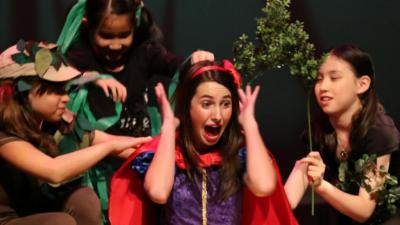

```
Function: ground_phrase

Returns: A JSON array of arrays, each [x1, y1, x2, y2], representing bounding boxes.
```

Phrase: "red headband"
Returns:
[[191, 59, 241, 88]]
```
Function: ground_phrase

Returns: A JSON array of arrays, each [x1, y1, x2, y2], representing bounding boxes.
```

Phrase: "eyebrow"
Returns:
[[319, 70, 341, 76], [199, 94, 232, 99], [98, 30, 132, 37]]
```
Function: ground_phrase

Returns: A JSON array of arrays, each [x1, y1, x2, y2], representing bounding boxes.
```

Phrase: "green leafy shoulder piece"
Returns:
[[337, 154, 400, 225]]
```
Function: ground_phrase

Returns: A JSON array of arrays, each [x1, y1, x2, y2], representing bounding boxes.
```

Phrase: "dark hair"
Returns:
[[84, 0, 163, 46], [0, 77, 65, 156], [173, 60, 244, 200], [313, 44, 383, 161]]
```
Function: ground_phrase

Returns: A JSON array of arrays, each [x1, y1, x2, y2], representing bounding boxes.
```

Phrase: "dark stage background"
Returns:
[[1, 0, 400, 224]]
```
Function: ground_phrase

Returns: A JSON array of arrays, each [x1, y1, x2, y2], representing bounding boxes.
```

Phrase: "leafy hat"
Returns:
[[0, 40, 81, 82]]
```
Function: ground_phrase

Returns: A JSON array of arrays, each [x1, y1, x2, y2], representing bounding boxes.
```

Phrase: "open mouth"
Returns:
[[105, 53, 123, 61], [203, 125, 222, 144], [319, 96, 333, 105], [205, 125, 221, 136]]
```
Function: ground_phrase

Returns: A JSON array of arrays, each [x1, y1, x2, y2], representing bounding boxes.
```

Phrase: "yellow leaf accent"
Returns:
[[35, 48, 53, 77]]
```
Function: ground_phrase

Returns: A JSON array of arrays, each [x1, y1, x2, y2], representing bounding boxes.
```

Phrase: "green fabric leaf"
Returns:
[[77, 114, 94, 131], [52, 53, 62, 70], [74, 126, 85, 142], [17, 80, 32, 92], [31, 43, 40, 56], [35, 48, 53, 76], [16, 39, 26, 52], [59, 134, 78, 153], [11, 53, 31, 64]]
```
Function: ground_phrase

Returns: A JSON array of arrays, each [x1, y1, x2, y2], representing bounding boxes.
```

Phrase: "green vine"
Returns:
[[232, 0, 322, 215], [338, 154, 400, 225]]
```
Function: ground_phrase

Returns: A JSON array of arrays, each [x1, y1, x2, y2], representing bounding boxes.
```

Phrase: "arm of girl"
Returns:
[[239, 85, 277, 197], [302, 152, 390, 222], [144, 83, 178, 204], [284, 159, 309, 209], [0, 135, 150, 185], [92, 130, 152, 158]]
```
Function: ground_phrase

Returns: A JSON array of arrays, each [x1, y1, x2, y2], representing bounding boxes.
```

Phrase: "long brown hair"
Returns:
[[313, 44, 383, 161], [0, 77, 65, 156], [173, 60, 244, 200]]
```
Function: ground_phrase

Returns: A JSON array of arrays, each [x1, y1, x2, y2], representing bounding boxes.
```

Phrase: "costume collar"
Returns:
[[175, 145, 222, 169]]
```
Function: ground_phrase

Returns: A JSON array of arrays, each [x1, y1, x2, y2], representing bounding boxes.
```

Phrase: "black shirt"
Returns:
[[67, 37, 183, 137], [322, 113, 400, 225]]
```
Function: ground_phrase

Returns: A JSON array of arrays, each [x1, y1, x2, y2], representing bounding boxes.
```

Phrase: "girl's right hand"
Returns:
[[190, 50, 214, 64]]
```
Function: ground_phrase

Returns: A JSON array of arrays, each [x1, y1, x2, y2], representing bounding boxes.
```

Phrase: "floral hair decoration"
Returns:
[[191, 59, 242, 88]]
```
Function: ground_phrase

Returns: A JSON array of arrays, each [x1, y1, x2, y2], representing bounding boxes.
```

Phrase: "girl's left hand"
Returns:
[[95, 77, 127, 102], [238, 85, 260, 126], [190, 50, 214, 64]]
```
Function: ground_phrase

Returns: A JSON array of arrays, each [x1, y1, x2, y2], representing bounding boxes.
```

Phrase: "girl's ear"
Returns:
[[357, 75, 371, 94]]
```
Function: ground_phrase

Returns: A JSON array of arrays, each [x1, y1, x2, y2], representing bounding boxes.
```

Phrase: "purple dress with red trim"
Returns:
[[109, 135, 298, 225], [132, 149, 244, 224]]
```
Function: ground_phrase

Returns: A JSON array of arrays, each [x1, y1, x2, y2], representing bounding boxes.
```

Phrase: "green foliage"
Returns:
[[233, 0, 321, 86], [337, 154, 400, 225]]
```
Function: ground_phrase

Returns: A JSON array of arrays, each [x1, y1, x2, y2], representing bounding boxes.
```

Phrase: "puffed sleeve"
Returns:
[[238, 147, 247, 174], [131, 151, 155, 178], [364, 113, 400, 157]]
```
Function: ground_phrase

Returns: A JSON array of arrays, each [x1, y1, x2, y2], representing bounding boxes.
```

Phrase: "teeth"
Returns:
[[321, 97, 331, 101]]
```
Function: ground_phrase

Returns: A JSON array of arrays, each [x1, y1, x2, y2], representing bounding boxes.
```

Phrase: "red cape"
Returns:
[[109, 136, 298, 225]]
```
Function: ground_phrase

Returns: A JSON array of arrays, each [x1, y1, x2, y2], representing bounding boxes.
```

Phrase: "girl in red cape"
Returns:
[[109, 60, 298, 225]]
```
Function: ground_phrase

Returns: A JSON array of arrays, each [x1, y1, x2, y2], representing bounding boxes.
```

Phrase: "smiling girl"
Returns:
[[59, 1, 213, 223]]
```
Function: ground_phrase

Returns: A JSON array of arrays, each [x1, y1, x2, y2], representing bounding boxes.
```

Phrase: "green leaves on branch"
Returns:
[[233, 0, 321, 86]]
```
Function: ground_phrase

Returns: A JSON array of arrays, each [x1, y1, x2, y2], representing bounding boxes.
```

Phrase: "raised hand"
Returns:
[[190, 50, 215, 64], [154, 83, 179, 129], [238, 85, 260, 127]]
